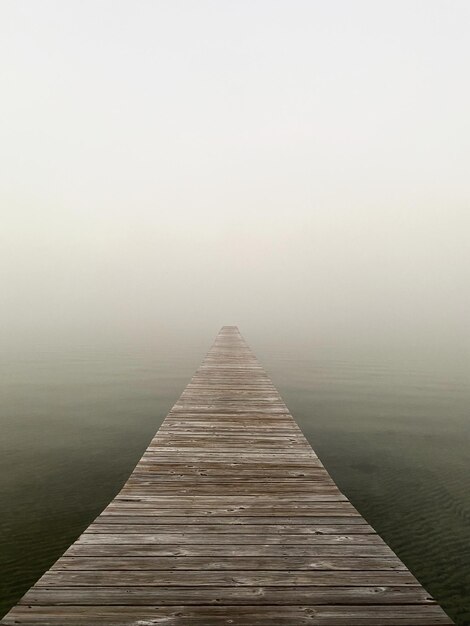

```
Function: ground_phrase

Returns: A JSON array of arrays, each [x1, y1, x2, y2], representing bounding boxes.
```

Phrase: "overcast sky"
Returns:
[[1, 1, 469, 361]]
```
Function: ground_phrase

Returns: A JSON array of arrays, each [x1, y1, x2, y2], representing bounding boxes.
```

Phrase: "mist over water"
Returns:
[[1, 1, 469, 623], [2, 1, 469, 366]]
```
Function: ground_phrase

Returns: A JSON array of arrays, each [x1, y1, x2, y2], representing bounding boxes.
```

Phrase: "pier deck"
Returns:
[[1, 327, 452, 624]]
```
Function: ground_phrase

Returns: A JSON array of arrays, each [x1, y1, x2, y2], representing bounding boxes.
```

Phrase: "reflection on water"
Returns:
[[1, 338, 469, 624]]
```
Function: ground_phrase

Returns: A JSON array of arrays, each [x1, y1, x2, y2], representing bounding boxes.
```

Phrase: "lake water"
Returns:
[[1, 332, 469, 624]]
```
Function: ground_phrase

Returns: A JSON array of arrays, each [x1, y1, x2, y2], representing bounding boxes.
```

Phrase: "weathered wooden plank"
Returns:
[[1, 605, 453, 626], [102, 506, 364, 516], [64, 544, 398, 558], [51, 556, 407, 571], [37, 570, 419, 586], [85, 524, 375, 534], [17, 586, 437, 606], [121, 484, 338, 492], [125, 471, 333, 478], [74, 533, 387, 545], [111, 494, 351, 503], [135, 458, 321, 464], [0, 326, 452, 625], [94, 514, 369, 524]]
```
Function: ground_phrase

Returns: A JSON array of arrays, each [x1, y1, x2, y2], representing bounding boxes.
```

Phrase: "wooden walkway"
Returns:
[[2, 327, 452, 625]]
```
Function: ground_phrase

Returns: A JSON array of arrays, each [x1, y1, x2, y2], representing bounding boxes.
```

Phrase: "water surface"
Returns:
[[1, 336, 469, 624]]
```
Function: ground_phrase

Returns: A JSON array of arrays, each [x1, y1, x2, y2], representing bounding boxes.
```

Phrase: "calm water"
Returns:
[[1, 334, 469, 624]]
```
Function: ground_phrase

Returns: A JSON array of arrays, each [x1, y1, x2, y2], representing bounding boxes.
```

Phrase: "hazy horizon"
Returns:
[[1, 1, 469, 369]]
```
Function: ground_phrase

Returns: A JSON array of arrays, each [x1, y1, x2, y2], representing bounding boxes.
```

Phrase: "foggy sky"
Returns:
[[1, 1, 469, 362]]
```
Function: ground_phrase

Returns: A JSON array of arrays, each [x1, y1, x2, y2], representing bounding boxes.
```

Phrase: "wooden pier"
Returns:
[[1, 326, 452, 624]]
